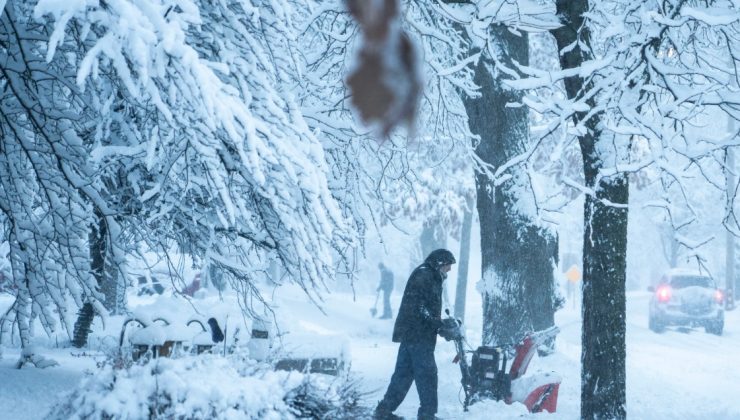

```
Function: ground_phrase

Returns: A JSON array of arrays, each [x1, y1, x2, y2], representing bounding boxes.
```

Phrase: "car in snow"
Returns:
[[648, 269, 724, 335]]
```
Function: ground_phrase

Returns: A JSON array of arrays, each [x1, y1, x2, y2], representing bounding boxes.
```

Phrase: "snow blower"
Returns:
[[440, 310, 561, 413]]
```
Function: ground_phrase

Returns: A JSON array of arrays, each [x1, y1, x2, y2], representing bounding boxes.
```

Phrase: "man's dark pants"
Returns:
[[381, 290, 392, 318], [377, 341, 438, 418]]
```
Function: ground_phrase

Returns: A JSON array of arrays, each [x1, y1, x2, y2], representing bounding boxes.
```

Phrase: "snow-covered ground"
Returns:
[[2, 286, 740, 419]]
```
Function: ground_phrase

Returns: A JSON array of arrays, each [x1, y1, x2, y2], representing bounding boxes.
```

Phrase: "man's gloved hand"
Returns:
[[437, 317, 462, 341]]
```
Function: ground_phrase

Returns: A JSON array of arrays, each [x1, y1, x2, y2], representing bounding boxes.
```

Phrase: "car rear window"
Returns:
[[670, 275, 713, 289]]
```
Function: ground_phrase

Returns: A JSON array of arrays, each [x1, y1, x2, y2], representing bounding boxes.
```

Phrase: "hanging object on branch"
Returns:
[[345, 0, 421, 138]]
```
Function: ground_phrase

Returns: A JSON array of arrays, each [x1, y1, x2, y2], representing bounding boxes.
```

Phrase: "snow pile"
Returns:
[[47, 355, 368, 419], [465, 398, 529, 418], [16, 345, 59, 369]]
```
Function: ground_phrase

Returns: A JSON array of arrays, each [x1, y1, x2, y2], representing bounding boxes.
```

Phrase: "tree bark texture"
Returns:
[[90, 208, 121, 315], [71, 302, 94, 348], [465, 25, 558, 346], [74, 209, 121, 347], [551, 1, 629, 418], [454, 198, 474, 321]]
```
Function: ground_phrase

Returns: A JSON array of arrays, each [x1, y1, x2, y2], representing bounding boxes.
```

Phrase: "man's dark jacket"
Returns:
[[392, 263, 443, 345], [378, 267, 394, 293]]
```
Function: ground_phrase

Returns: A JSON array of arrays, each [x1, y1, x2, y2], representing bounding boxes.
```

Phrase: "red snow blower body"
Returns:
[[442, 312, 561, 413]]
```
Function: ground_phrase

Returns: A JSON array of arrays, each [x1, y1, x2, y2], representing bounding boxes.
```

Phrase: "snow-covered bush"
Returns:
[[47, 355, 368, 419]]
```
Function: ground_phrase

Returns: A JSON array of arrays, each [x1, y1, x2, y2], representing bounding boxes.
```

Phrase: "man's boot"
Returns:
[[374, 402, 404, 420]]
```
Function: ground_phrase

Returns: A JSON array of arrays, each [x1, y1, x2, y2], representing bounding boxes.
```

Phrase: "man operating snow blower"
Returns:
[[373, 249, 456, 420]]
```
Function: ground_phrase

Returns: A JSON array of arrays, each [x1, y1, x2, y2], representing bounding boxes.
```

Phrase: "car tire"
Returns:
[[705, 317, 724, 336], [649, 315, 665, 333]]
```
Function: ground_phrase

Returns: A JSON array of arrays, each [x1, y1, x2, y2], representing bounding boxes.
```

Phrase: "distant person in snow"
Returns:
[[377, 262, 395, 319], [374, 249, 456, 420]]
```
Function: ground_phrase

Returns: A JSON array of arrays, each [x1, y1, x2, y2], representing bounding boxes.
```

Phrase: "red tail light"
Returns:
[[714, 290, 724, 303], [656, 285, 672, 302]]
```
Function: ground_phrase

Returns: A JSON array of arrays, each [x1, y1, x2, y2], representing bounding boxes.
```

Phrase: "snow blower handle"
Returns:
[[442, 309, 463, 346], [443, 309, 473, 411], [439, 309, 463, 341]]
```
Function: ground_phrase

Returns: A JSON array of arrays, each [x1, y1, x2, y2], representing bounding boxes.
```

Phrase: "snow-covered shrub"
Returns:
[[47, 354, 368, 419], [284, 374, 368, 419]]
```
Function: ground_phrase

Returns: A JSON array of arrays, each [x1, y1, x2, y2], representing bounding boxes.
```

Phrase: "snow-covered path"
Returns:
[[2, 289, 740, 419], [0, 347, 98, 420], [623, 293, 740, 419], [274, 288, 740, 419]]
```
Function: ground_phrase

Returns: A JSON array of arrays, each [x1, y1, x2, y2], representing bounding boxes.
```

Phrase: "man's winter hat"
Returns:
[[425, 249, 456, 267]]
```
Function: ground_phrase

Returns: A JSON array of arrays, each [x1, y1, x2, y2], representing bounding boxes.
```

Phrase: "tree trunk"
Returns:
[[659, 224, 679, 268], [74, 209, 121, 347], [454, 198, 474, 321], [91, 208, 120, 314], [465, 25, 558, 346], [725, 130, 736, 310], [552, 1, 628, 417], [523, 226, 558, 335], [420, 221, 447, 259], [580, 179, 628, 419], [71, 303, 94, 348]]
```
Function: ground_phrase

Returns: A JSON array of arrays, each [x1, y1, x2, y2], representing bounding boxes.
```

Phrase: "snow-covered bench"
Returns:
[[121, 318, 190, 360], [120, 316, 220, 360], [118, 314, 350, 377]]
